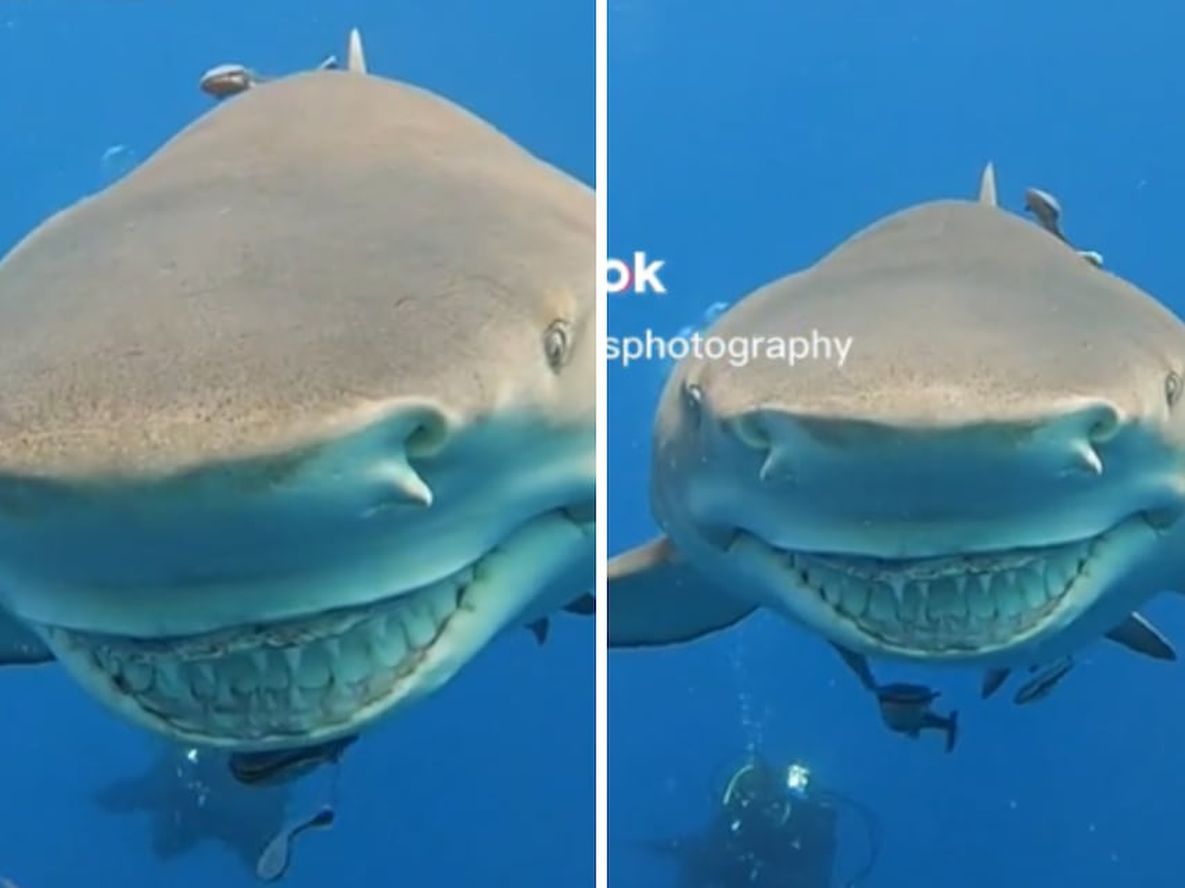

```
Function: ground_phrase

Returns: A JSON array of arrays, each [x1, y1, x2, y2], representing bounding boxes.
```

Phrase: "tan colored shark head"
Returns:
[[0, 30, 594, 749], [612, 165, 1185, 669]]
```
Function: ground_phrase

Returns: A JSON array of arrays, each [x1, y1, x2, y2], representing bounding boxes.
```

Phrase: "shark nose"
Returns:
[[364, 406, 453, 511], [1055, 401, 1124, 476], [728, 399, 1125, 485]]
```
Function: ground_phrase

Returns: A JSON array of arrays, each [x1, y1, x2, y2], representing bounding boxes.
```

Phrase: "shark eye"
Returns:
[[543, 319, 571, 372], [1167, 371, 1183, 407]]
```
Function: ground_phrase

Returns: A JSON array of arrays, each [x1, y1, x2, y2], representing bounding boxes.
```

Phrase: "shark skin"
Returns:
[[0, 30, 594, 751], [610, 164, 1185, 675]]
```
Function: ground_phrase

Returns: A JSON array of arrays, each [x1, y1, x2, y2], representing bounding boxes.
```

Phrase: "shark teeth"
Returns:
[[45, 502, 593, 744], [46, 564, 474, 743], [778, 535, 1100, 652]]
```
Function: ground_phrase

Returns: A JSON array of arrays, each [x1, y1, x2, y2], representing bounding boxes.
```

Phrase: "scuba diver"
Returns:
[[92, 741, 293, 875], [92, 734, 354, 881], [643, 754, 880, 887]]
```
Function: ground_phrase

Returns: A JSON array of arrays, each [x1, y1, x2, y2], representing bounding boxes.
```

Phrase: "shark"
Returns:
[[0, 29, 595, 751], [610, 164, 1185, 688]]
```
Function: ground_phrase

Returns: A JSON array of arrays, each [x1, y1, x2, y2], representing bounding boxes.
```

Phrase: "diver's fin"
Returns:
[[256, 806, 335, 882], [978, 162, 997, 206], [563, 592, 596, 615], [527, 618, 549, 645], [0, 607, 53, 666], [1104, 612, 1176, 661], [347, 28, 367, 74], [608, 536, 756, 647], [944, 710, 959, 753], [830, 643, 877, 691], [981, 668, 1010, 699]]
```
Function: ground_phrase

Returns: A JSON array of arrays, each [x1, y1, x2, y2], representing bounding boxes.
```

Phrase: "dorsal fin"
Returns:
[[347, 27, 367, 74], [978, 162, 997, 206]]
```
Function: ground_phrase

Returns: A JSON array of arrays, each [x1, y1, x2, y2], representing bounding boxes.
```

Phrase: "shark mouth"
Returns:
[[734, 523, 1131, 653], [40, 504, 593, 746]]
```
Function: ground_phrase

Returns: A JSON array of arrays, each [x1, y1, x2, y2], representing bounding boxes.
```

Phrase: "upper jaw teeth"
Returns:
[[775, 536, 1100, 652]]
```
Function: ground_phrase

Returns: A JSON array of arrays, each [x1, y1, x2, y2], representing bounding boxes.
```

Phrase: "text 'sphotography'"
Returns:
[[607, 328, 854, 369]]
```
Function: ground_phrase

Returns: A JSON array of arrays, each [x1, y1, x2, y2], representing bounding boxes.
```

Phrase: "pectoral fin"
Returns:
[[526, 618, 550, 645], [981, 668, 1010, 699], [0, 606, 53, 666], [563, 593, 596, 615], [1104, 612, 1176, 661], [608, 536, 756, 648]]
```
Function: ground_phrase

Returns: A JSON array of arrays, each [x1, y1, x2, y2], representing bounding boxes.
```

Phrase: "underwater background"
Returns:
[[609, 1, 1185, 886], [0, 2, 592, 886]]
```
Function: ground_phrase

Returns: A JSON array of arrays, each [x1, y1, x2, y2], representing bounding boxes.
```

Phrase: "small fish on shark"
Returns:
[[199, 37, 347, 100], [229, 734, 358, 787], [874, 683, 959, 753], [833, 644, 958, 752], [1013, 657, 1076, 705], [981, 611, 1173, 702], [1023, 186, 1103, 266]]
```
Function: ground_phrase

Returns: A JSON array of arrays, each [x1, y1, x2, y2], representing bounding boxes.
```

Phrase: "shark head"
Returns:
[[649, 168, 1185, 666], [0, 31, 594, 749]]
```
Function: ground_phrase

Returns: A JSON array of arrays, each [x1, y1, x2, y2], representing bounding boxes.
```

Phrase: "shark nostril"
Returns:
[[405, 411, 451, 456], [727, 413, 797, 483], [758, 448, 796, 483], [364, 408, 451, 513], [730, 414, 770, 452], [367, 458, 433, 510], [1068, 441, 1104, 476], [1086, 406, 1122, 444]]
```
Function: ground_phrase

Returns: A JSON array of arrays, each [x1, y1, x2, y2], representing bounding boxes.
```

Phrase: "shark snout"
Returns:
[[730, 398, 1121, 485], [662, 398, 1183, 662], [677, 396, 1182, 557]]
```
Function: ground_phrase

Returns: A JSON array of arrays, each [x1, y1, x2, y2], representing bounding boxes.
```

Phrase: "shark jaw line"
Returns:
[[39, 502, 593, 749], [720, 511, 1163, 657]]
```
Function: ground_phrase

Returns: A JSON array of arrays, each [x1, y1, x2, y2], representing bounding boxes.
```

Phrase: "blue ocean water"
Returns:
[[609, 2, 1185, 886], [0, 3, 592, 886]]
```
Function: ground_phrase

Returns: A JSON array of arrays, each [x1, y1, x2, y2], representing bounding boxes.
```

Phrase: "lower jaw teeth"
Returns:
[[777, 536, 1100, 651], [48, 566, 474, 743]]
